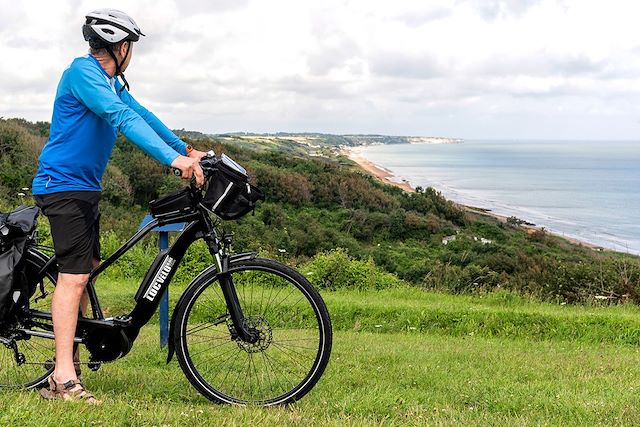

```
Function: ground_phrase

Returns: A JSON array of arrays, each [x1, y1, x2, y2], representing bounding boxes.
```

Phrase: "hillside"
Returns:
[[1, 117, 638, 303], [202, 132, 463, 150]]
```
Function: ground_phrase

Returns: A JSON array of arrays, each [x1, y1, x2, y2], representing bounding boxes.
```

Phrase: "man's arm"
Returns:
[[118, 88, 189, 156], [120, 88, 207, 160], [68, 60, 181, 166]]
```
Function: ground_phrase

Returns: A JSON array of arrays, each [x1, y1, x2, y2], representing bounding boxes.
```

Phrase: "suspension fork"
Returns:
[[204, 227, 258, 344], [218, 268, 258, 343]]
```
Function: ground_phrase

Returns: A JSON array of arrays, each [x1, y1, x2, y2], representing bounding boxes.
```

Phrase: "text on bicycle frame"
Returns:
[[143, 256, 176, 302]]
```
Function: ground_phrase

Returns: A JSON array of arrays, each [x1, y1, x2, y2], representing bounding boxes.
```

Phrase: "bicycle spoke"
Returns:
[[186, 321, 224, 335], [262, 350, 299, 392], [178, 260, 331, 404], [217, 348, 245, 392]]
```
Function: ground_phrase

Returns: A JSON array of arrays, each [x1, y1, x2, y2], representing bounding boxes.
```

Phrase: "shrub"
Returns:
[[423, 261, 501, 293], [101, 165, 133, 206], [0, 119, 44, 199], [99, 231, 156, 280], [301, 248, 403, 290], [253, 165, 312, 205]]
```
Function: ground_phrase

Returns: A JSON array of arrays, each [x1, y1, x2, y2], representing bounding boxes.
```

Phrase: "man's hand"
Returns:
[[171, 155, 205, 187], [187, 149, 207, 160]]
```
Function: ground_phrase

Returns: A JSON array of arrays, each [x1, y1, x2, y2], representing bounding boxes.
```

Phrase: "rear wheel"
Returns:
[[0, 248, 58, 388], [174, 258, 332, 405]]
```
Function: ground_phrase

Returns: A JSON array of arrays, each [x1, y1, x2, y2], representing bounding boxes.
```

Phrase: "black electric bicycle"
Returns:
[[0, 152, 332, 405]]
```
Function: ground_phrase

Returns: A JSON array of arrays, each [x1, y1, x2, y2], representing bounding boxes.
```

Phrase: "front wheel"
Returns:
[[174, 258, 332, 405]]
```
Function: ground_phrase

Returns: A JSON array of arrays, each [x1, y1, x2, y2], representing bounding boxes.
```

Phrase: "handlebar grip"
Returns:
[[172, 167, 199, 188]]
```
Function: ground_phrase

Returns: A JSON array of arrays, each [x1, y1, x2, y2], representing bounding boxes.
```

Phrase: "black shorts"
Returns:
[[34, 191, 101, 274]]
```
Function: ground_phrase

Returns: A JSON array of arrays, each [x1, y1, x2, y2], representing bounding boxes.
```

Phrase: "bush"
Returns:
[[301, 248, 403, 290], [0, 119, 44, 199], [423, 261, 502, 293], [101, 165, 133, 206], [399, 187, 466, 226], [99, 231, 157, 280], [173, 240, 214, 285], [253, 165, 312, 205]]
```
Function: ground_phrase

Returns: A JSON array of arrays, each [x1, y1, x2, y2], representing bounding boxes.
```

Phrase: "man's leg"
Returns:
[[72, 258, 98, 366], [52, 272, 89, 383], [77, 258, 99, 317], [35, 192, 101, 398]]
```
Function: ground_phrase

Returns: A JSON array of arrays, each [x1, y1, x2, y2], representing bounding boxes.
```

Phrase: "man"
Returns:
[[32, 9, 205, 403]]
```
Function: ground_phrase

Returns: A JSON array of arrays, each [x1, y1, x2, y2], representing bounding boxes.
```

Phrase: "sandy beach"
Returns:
[[346, 147, 415, 192], [345, 146, 602, 251]]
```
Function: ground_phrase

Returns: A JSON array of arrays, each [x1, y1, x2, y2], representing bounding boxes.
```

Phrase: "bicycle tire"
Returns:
[[174, 258, 332, 405], [0, 248, 58, 389]]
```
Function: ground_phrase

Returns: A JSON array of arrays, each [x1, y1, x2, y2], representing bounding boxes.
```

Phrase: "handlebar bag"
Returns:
[[202, 155, 264, 220]]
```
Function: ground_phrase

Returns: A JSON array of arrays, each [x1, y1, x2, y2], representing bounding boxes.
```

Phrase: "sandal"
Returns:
[[39, 375, 102, 405]]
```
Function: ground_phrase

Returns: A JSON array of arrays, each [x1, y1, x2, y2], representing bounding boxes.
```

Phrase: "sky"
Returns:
[[2, 0, 640, 139]]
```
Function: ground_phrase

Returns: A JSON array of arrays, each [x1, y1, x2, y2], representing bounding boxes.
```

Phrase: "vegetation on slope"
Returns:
[[0, 117, 638, 303]]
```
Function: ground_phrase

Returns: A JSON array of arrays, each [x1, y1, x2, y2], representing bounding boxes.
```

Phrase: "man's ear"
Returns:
[[119, 41, 129, 57]]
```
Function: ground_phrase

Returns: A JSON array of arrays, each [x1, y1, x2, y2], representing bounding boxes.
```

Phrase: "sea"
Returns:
[[357, 140, 640, 255]]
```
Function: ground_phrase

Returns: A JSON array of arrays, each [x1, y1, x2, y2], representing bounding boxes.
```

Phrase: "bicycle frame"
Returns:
[[24, 203, 258, 362]]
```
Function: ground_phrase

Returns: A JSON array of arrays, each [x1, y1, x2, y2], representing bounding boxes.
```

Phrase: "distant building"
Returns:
[[442, 235, 492, 245], [442, 235, 457, 245], [473, 236, 493, 245]]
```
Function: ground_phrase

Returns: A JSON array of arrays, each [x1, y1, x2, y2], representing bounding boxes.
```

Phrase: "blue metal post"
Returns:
[[158, 232, 169, 348]]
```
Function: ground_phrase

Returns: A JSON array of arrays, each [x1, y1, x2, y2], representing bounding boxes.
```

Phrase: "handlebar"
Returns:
[[172, 150, 217, 180], [173, 167, 199, 189], [172, 154, 214, 188]]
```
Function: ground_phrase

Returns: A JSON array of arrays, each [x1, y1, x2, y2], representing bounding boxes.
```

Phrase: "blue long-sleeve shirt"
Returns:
[[32, 54, 186, 195]]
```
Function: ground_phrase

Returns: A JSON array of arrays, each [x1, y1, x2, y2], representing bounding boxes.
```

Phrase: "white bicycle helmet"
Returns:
[[82, 9, 144, 46], [82, 9, 145, 92]]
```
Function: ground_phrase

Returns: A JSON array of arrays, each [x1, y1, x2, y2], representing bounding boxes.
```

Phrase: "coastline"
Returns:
[[345, 146, 603, 251], [347, 147, 414, 192]]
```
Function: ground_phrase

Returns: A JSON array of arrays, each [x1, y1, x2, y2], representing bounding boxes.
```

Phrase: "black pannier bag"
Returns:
[[149, 187, 195, 218], [201, 154, 264, 220], [0, 205, 39, 323]]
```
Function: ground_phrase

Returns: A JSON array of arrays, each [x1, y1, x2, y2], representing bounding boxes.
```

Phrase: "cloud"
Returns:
[[460, 0, 542, 20], [392, 7, 452, 27], [175, 0, 250, 15], [369, 51, 447, 80], [2, 0, 640, 139]]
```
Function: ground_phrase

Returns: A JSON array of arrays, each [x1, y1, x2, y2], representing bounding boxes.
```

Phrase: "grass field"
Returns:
[[2, 280, 640, 426]]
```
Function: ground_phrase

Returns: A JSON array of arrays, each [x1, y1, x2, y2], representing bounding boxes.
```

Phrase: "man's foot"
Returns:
[[39, 375, 101, 405], [44, 357, 82, 380]]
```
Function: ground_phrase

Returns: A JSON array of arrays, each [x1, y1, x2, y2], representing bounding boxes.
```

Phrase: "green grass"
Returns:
[[3, 281, 640, 425]]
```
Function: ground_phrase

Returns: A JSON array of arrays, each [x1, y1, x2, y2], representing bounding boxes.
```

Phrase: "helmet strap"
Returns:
[[105, 42, 132, 93]]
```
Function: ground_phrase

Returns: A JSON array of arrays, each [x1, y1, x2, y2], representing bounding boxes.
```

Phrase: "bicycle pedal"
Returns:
[[88, 361, 101, 372]]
